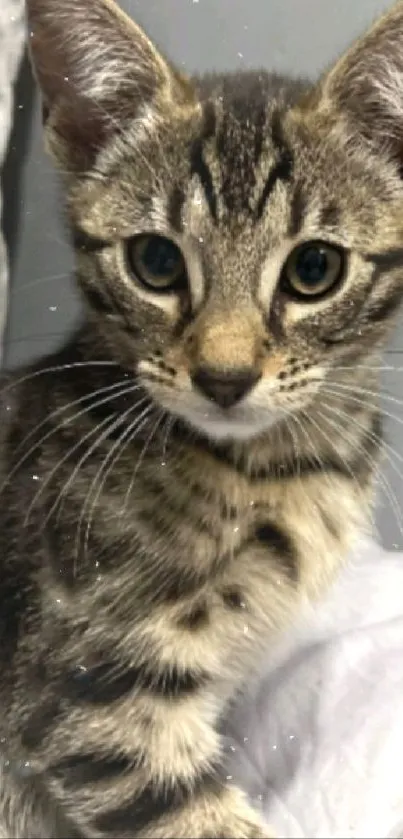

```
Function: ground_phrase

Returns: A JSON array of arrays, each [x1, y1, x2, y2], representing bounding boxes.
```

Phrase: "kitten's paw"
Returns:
[[158, 787, 275, 839], [206, 792, 275, 838], [215, 814, 274, 838]]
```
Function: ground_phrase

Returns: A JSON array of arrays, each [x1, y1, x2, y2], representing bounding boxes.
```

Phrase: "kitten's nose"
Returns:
[[192, 367, 260, 409]]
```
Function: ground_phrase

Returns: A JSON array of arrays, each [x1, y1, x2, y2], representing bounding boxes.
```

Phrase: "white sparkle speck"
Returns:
[[49, 305, 57, 312]]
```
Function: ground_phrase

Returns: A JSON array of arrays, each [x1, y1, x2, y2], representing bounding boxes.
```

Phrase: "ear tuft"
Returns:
[[315, 2, 403, 164], [27, 0, 193, 169]]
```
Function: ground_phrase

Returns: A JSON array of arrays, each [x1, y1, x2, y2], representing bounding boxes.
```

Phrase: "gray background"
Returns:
[[4, 0, 403, 548]]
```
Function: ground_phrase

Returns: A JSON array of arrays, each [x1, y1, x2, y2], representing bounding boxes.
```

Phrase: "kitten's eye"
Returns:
[[126, 234, 187, 291], [281, 241, 345, 300]]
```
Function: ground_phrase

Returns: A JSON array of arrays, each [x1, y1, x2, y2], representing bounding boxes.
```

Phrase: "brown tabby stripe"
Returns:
[[363, 248, 403, 271], [255, 522, 298, 578], [50, 752, 133, 788], [256, 150, 293, 220], [255, 115, 294, 220], [137, 484, 214, 538], [94, 771, 222, 835], [366, 284, 403, 323], [83, 286, 114, 314], [167, 185, 186, 232], [190, 141, 218, 222], [226, 521, 298, 581], [67, 660, 205, 703], [190, 101, 218, 223], [21, 695, 62, 751], [319, 203, 341, 229], [72, 229, 110, 253], [288, 182, 307, 236], [177, 604, 210, 630]]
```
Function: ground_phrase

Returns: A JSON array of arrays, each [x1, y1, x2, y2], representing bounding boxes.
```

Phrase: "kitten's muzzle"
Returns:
[[191, 367, 261, 409]]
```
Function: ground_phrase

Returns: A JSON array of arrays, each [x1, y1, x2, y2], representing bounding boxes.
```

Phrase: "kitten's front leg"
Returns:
[[21, 664, 273, 838]]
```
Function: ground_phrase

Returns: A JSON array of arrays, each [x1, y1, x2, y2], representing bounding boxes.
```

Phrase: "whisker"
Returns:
[[13, 378, 137, 460], [322, 385, 403, 431], [302, 408, 379, 534], [317, 404, 403, 539], [10, 272, 71, 296], [46, 396, 150, 528], [321, 398, 403, 487], [0, 361, 118, 401], [23, 385, 143, 528], [161, 414, 175, 463], [331, 364, 403, 373], [0, 381, 141, 502], [74, 402, 151, 577], [42, 412, 120, 530], [120, 410, 165, 519], [54, 393, 149, 530], [79, 402, 154, 563], [327, 380, 403, 411]]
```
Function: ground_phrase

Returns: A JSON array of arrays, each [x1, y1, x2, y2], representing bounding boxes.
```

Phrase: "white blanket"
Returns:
[[226, 535, 403, 838]]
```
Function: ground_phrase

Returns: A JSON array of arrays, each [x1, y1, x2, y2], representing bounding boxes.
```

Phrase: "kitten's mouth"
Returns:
[[168, 399, 283, 442]]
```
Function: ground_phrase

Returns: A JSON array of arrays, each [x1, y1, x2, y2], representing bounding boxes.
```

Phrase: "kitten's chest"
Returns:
[[89, 454, 366, 676]]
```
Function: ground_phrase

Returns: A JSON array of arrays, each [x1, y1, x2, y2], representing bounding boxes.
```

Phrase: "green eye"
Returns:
[[281, 241, 345, 300], [127, 234, 187, 291]]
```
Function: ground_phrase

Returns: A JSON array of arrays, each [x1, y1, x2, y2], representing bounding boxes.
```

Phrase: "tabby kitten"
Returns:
[[1, 0, 403, 835]]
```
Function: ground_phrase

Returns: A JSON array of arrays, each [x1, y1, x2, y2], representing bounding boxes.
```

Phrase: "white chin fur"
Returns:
[[172, 406, 281, 442]]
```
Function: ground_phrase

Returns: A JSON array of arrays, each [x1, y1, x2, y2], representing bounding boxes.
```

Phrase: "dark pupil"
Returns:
[[296, 247, 328, 286], [142, 238, 179, 277]]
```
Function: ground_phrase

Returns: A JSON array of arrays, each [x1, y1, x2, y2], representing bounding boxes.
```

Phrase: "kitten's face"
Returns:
[[28, 0, 403, 441]]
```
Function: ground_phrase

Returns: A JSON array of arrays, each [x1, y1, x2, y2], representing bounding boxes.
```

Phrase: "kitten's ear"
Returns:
[[27, 0, 194, 169], [315, 2, 403, 164]]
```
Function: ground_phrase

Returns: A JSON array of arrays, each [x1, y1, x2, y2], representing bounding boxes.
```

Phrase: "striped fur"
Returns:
[[1, 0, 403, 836]]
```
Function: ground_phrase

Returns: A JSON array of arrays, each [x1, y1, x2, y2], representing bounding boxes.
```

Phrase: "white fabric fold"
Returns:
[[226, 535, 403, 838]]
